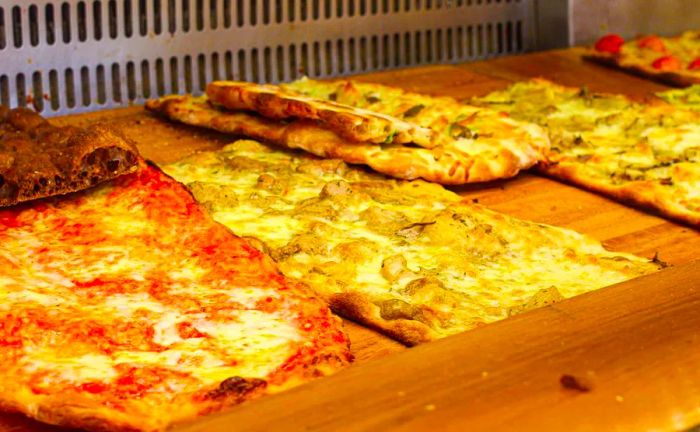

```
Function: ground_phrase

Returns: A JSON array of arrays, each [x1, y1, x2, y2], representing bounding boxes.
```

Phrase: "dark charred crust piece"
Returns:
[[205, 376, 268, 401], [560, 374, 592, 393], [0, 107, 141, 207]]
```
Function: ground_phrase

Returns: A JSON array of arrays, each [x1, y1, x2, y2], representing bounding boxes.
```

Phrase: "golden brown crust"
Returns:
[[145, 95, 545, 184], [539, 162, 700, 227], [328, 292, 436, 346], [584, 51, 700, 88], [206, 81, 437, 147]]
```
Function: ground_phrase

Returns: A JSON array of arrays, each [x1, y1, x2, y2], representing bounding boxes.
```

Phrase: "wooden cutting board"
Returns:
[[2, 47, 699, 432]]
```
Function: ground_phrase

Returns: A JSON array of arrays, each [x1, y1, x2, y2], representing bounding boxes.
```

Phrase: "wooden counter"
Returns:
[[2, 47, 699, 432]]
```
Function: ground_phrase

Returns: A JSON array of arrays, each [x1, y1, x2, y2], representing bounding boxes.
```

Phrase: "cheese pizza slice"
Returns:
[[470, 79, 700, 227], [0, 163, 351, 432], [145, 93, 548, 185], [164, 139, 660, 345]]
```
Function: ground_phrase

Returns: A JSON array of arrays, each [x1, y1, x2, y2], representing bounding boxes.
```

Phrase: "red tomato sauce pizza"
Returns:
[[0, 163, 351, 432]]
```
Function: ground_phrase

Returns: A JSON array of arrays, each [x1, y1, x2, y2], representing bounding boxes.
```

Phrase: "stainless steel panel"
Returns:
[[571, 0, 700, 45], [0, 0, 538, 116]]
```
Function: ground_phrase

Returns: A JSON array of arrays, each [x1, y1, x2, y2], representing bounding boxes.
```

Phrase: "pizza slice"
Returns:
[[163, 139, 660, 345], [470, 79, 700, 227], [586, 31, 700, 87], [207, 81, 438, 147], [0, 106, 140, 207], [0, 163, 351, 432], [146, 90, 549, 185]]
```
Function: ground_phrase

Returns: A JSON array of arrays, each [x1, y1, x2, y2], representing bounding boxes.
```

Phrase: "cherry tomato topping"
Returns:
[[594, 34, 624, 53], [652, 55, 681, 71], [688, 58, 700, 70], [637, 35, 666, 53]]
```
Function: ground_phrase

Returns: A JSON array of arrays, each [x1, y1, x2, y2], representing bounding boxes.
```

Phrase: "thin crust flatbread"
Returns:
[[471, 79, 700, 227], [163, 139, 660, 345], [145, 95, 549, 185], [585, 31, 700, 88], [206, 81, 438, 147]]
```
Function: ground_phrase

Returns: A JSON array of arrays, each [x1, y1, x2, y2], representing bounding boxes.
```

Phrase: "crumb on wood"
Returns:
[[651, 251, 669, 268], [560, 374, 592, 393]]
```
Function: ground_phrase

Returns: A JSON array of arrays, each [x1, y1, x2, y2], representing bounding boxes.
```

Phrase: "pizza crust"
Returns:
[[329, 292, 437, 346], [584, 51, 700, 88], [206, 81, 438, 147], [539, 162, 700, 227], [145, 95, 546, 184]]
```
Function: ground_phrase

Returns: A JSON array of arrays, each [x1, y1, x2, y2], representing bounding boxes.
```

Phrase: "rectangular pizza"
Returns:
[[0, 163, 351, 431], [586, 31, 700, 87], [146, 79, 551, 185], [470, 79, 700, 227], [162, 139, 660, 345]]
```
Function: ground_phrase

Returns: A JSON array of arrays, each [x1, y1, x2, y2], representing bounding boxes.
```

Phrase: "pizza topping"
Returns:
[[164, 139, 659, 344], [688, 58, 700, 70], [652, 55, 682, 71], [0, 164, 351, 431], [594, 34, 625, 53], [402, 104, 425, 118], [471, 79, 700, 226], [637, 35, 667, 53], [448, 123, 473, 140]]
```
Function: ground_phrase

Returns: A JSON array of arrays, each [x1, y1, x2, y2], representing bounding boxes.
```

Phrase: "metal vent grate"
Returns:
[[0, 0, 535, 116]]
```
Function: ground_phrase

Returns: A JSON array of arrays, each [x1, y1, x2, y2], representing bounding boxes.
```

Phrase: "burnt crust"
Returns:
[[0, 107, 141, 207]]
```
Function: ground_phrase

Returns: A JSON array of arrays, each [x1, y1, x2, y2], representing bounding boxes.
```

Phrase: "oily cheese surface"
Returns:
[[165, 140, 659, 345], [0, 164, 351, 432], [470, 79, 700, 227], [658, 84, 700, 111]]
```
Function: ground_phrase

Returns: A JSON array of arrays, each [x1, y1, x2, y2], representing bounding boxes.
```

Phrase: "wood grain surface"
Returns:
[[2, 47, 699, 431], [177, 260, 700, 432]]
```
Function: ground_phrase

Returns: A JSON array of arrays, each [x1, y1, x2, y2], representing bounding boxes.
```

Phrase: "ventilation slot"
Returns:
[[0, 0, 534, 115]]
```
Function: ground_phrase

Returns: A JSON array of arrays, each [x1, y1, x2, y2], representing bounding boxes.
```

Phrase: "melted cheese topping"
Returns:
[[658, 85, 700, 112], [0, 165, 350, 429], [471, 80, 700, 218], [165, 140, 658, 339], [284, 77, 550, 166]]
